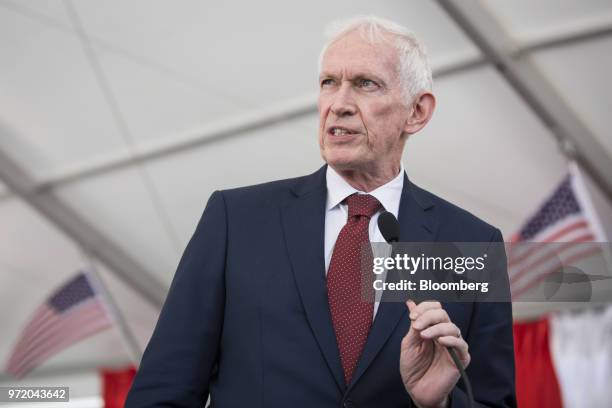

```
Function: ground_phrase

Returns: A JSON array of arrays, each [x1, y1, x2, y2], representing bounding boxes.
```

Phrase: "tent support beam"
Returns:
[[436, 0, 612, 202]]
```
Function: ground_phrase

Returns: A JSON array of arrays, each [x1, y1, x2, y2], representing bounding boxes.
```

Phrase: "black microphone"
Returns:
[[376, 211, 474, 408], [378, 211, 400, 243]]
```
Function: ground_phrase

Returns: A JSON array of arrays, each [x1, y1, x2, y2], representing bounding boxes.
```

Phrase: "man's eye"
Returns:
[[320, 78, 335, 87], [359, 79, 377, 89]]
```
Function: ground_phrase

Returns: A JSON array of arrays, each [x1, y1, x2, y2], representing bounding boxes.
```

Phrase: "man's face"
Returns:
[[318, 30, 411, 173]]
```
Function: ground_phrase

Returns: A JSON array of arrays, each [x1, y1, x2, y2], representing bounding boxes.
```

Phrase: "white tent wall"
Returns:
[[582, 164, 612, 241], [484, 0, 612, 41], [532, 36, 612, 159], [1, 0, 611, 403], [403, 65, 568, 236]]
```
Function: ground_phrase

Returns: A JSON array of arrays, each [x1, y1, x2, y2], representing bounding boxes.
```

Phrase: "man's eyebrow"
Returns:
[[352, 73, 388, 87], [319, 71, 388, 84], [318, 72, 337, 80]]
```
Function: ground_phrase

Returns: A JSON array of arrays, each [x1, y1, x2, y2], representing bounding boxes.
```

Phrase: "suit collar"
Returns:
[[282, 165, 346, 390], [399, 172, 435, 238], [401, 172, 434, 212], [290, 165, 327, 197]]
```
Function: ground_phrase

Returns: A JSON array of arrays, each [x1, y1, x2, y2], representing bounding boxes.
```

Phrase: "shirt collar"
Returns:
[[325, 164, 405, 218]]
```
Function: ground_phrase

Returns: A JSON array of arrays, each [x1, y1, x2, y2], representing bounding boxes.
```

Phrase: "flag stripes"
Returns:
[[508, 173, 602, 299], [5, 273, 114, 378]]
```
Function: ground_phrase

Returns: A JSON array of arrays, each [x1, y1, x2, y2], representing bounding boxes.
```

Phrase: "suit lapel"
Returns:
[[280, 166, 346, 391], [348, 174, 437, 390]]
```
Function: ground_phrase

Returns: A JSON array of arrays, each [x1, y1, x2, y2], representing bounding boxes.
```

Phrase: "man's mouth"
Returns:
[[328, 126, 359, 136]]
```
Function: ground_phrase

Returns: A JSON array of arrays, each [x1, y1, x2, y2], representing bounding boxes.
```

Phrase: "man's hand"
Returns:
[[400, 300, 470, 408]]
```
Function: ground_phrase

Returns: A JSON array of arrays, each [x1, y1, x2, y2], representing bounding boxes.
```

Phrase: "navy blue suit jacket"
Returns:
[[126, 166, 516, 407]]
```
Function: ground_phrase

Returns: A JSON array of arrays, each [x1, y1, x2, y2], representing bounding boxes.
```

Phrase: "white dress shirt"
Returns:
[[324, 164, 404, 318]]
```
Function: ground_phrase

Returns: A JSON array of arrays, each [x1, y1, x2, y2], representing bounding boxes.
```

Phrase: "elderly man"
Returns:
[[126, 16, 516, 408]]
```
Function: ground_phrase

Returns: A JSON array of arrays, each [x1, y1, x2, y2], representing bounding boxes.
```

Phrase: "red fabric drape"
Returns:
[[101, 365, 137, 408], [513, 318, 563, 408]]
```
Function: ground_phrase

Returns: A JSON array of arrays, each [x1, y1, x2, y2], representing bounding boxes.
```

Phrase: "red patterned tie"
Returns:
[[327, 193, 382, 384]]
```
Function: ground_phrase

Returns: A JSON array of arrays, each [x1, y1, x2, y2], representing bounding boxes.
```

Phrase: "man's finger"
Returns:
[[411, 308, 450, 331], [406, 299, 418, 316], [408, 300, 442, 320], [419, 322, 460, 339], [403, 301, 424, 348]]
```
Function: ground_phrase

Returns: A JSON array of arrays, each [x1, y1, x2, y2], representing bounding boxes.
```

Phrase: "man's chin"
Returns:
[[321, 146, 371, 170], [323, 156, 365, 171]]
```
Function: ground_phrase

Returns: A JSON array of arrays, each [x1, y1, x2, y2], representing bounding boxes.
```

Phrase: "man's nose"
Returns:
[[330, 84, 357, 116]]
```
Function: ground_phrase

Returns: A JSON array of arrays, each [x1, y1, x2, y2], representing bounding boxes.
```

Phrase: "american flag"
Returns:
[[508, 172, 602, 299], [5, 272, 114, 378]]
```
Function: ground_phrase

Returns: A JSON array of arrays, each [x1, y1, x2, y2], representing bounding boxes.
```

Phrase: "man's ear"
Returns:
[[403, 92, 436, 135]]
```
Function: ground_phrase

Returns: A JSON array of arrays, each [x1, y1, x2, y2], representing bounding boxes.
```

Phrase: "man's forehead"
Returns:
[[321, 31, 399, 76], [321, 48, 398, 80]]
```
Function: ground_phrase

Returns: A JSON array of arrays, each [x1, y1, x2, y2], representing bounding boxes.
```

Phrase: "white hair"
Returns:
[[318, 15, 433, 104]]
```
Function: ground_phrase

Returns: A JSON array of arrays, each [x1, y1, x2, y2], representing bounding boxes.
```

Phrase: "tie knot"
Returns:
[[345, 194, 382, 219]]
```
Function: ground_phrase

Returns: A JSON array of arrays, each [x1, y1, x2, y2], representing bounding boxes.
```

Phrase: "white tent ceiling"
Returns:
[[1, 0, 611, 396]]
